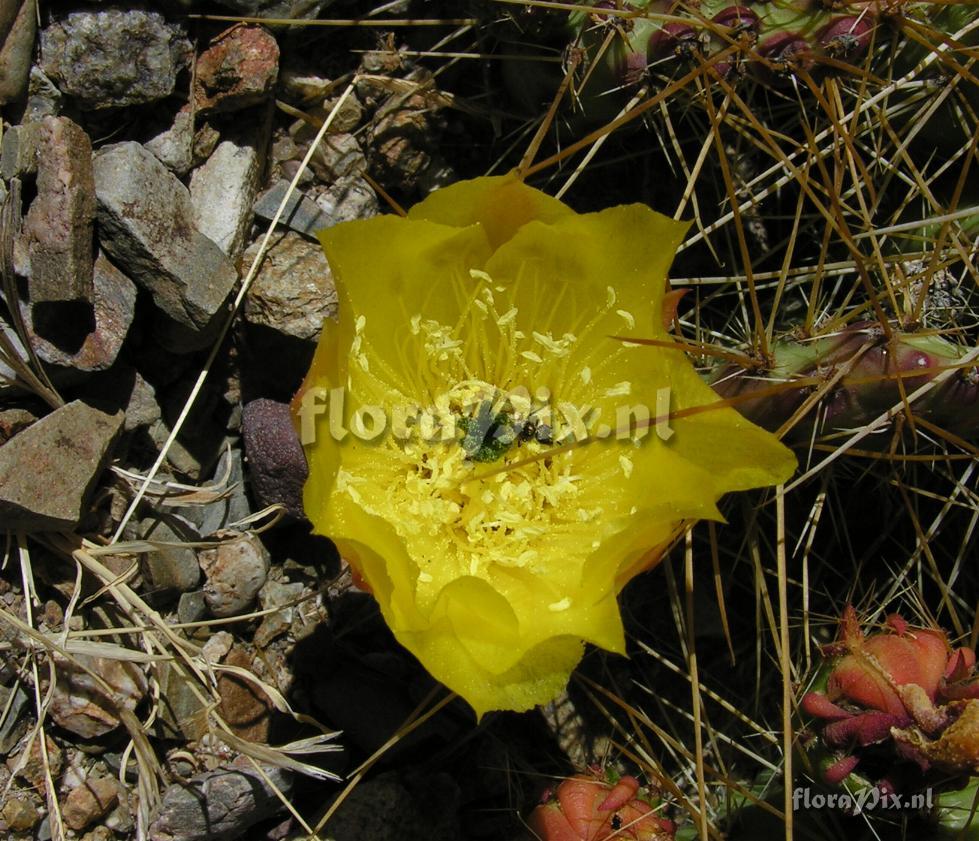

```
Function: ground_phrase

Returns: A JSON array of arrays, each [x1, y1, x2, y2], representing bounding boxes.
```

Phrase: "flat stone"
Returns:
[[94, 141, 239, 331], [199, 531, 270, 618], [191, 124, 264, 259], [25, 252, 136, 372], [0, 0, 36, 104], [241, 399, 307, 520], [252, 178, 331, 238], [243, 231, 337, 341], [149, 762, 291, 841], [41, 9, 189, 110], [49, 651, 147, 739], [0, 400, 123, 531], [63, 777, 120, 832], [21, 116, 96, 304], [194, 25, 279, 116]]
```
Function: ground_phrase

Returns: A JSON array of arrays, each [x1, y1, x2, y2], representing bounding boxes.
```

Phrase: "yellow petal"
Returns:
[[408, 172, 575, 249]]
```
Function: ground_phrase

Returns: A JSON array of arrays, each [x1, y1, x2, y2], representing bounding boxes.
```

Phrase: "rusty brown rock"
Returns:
[[217, 647, 272, 743], [6, 732, 62, 787], [21, 116, 96, 304], [63, 776, 120, 831], [0, 794, 39, 832], [194, 26, 279, 115]]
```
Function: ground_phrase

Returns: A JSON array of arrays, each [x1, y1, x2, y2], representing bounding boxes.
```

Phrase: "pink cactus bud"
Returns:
[[756, 32, 813, 73], [598, 775, 640, 811], [823, 754, 861, 785], [819, 15, 874, 60], [648, 22, 698, 58], [712, 6, 760, 33], [801, 691, 851, 722], [823, 710, 904, 747]]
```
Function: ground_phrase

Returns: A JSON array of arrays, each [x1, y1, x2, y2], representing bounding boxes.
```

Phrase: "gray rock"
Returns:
[[41, 9, 190, 110], [21, 116, 96, 304], [145, 109, 194, 176], [0, 0, 36, 104], [241, 399, 307, 520], [177, 590, 207, 625], [133, 514, 202, 596], [150, 661, 207, 742], [0, 400, 123, 531], [25, 66, 63, 120], [149, 762, 291, 841], [190, 124, 265, 260], [0, 120, 39, 179], [124, 371, 163, 432], [94, 141, 239, 331], [310, 132, 366, 183], [25, 252, 136, 372], [252, 178, 332, 238], [199, 531, 270, 618], [313, 175, 378, 226], [242, 231, 337, 341], [0, 682, 29, 753], [192, 447, 252, 536]]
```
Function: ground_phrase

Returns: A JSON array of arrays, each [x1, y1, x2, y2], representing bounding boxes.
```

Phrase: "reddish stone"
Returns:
[[194, 26, 279, 115]]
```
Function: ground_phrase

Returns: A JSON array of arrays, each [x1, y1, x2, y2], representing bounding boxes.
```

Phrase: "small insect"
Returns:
[[516, 412, 554, 446], [458, 401, 554, 462]]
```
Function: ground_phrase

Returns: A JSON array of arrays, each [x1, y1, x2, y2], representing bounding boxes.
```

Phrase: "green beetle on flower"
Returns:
[[293, 173, 795, 716]]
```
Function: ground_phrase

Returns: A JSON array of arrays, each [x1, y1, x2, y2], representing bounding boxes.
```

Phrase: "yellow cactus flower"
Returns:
[[294, 174, 795, 717]]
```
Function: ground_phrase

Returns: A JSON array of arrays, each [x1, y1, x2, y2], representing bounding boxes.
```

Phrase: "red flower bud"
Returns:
[[529, 773, 675, 841]]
